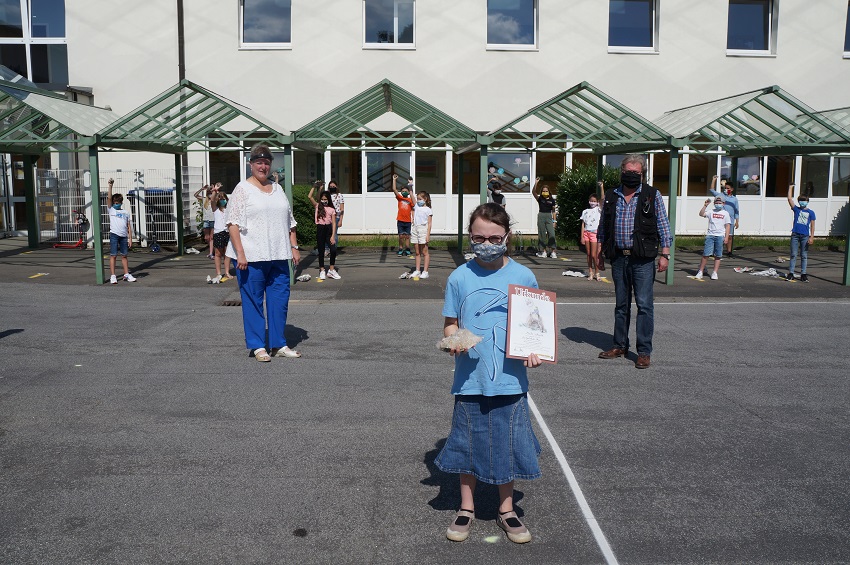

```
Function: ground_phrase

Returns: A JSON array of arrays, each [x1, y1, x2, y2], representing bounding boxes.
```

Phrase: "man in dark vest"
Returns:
[[596, 154, 672, 369]]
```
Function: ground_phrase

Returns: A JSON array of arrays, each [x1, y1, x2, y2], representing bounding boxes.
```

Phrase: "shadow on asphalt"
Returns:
[[561, 326, 611, 351], [0, 328, 24, 340], [421, 438, 527, 520]]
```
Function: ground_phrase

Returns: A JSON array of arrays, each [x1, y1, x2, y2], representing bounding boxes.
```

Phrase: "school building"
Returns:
[[2, 0, 849, 241]]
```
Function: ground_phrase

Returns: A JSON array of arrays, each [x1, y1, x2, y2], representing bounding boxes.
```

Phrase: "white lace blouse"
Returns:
[[225, 180, 297, 262]]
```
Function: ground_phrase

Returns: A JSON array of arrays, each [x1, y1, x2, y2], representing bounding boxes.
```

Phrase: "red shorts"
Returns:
[[583, 231, 598, 243]]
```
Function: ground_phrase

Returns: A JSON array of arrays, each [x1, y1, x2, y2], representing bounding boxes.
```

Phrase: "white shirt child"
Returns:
[[706, 208, 731, 236]]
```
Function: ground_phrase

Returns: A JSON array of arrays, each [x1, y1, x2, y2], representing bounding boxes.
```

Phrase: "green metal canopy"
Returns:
[[655, 86, 850, 157], [89, 79, 292, 154], [467, 81, 674, 154], [293, 79, 477, 151], [0, 79, 117, 154]]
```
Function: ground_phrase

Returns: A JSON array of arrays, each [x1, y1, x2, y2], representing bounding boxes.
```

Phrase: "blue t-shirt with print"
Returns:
[[442, 258, 539, 396], [791, 206, 816, 236]]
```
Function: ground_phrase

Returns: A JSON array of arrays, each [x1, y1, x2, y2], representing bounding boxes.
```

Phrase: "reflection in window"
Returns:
[[486, 153, 531, 193], [727, 0, 772, 51], [609, 0, 654, 48], [365, 0, 414, 45], [832, 157, 850, 197], [31, 0, 64, 37], [30, 44, 67, 86], [0, 0, 23, 37], [453, 152, 481, 195], [650, 153, 682, 197], [800, 156, 829, 198], [731, 156, 762, 194], [487, 0, 536, 47], [366, 152, 410, 192], [242, 0, 292, 45]]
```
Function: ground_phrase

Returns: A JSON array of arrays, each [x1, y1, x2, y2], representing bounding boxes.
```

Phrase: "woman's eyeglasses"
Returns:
[[470, 233, 508, 244]]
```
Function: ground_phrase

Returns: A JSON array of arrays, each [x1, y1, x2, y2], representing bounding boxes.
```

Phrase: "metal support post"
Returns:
[[285, 144, 296, 282], [88, 146, 105, 285], [665, 149, 680, 286], [479, 145, 488, 205], [456, 154, 464, 252], [174, 154, 185, 255], [23, 155, 38, 249]]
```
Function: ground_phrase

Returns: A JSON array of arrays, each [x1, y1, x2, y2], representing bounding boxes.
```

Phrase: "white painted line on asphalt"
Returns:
[[527, 394, 619, 565], [556, 300, 850, 306]]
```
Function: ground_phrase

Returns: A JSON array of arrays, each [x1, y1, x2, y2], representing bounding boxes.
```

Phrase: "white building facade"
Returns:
[[3, 0, 850, 237]]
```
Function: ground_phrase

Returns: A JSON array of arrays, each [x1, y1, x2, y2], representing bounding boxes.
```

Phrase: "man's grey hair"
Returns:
[[620, 154, 646, 174]]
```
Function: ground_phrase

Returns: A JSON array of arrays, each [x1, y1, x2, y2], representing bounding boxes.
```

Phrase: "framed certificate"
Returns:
[[505, 284, 557, 364]]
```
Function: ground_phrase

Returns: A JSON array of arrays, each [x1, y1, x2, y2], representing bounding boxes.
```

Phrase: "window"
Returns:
[[363, 0, 414, 48], [727, 0, 777, 55], [240, 0, 291, 49], [800, 156, 829, 198], [0, 0, 67, 89], [608, 0, 658, 53], [486, 153, 531, 192], [487, 0, 537, 50], [831, 156, 850, 197], [845, 1, 850, 55], [366, 152, 410, 192]]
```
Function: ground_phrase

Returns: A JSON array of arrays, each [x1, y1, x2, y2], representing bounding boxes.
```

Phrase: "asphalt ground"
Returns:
[[1, 238, 849, 564]]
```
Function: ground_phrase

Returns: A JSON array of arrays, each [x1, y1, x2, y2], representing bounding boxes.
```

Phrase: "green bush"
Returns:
[[291, 184, 317, 247], [555, 161, 621, 241]]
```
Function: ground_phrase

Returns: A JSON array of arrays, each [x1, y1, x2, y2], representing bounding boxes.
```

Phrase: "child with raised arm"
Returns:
[[436, 203, 543, 545], [580, 193, 602, 281], [308, 181, 340, 280], [194, 184, 217, 258], [710, 175, 739, 256], [391, 174, 414, 256], [106, 178, 136, 284], [209, 191, 233, 284], [694, 194, 731, 280], [409, 190, 433, 279], [786, 184, 816, 282]]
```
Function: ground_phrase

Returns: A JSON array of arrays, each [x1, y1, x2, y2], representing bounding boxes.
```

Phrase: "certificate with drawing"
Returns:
[[506, 285, 557, 364]]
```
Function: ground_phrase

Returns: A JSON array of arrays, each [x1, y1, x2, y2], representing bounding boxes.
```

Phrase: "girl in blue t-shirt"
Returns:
[[436, 203, 543, 545]]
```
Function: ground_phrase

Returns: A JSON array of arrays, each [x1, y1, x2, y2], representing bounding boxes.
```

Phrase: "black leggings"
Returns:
[[316, 223, 337, 269]]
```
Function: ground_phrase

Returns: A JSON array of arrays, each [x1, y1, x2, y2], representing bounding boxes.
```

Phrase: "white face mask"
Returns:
[[589, 202, 598, 208]]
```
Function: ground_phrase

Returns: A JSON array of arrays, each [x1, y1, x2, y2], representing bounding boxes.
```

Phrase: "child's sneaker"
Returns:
[[123, 273, 137, 282], [327, 269, 341, 280], [535, 251, 547, 258], [397, 249, 404, 256], [318, 269, 326, 280], [550, 251, 558, 259], [206, 275, 212, 284], [404, 249, 412, 256], [785, 272, 795, 281], [694, 271, 703, 280], [420, 271, 429, 279], [801, 273, 809, 283], [211, 275, 222, 284], [110, 274, 118, 285], [410, 270, 421, 278], [710, 271, 718, 280]]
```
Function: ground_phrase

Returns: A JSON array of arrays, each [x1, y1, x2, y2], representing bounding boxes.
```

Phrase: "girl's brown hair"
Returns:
[[316, 190, 333, 221]]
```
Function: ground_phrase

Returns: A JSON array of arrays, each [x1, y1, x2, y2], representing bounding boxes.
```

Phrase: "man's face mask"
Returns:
[[621, 170, 642, 188]]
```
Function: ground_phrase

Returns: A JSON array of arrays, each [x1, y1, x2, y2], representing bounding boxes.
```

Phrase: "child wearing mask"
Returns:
[[532, 178, 557, 258], [391, 174, 415, 256], [106, 178, 136, 284], [786, 184, 816, 282], [209, 191, 233, 284], [694, 195, 731, 280], [580, 193, 602, 280], [308, 182, 340, 280], [409, 191, 433, 279], [437, 203, 543, 544], [710, 175, 740, 256]]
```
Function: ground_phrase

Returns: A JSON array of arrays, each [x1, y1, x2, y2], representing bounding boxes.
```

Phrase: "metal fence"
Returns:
[[38, 167, 204, 245]]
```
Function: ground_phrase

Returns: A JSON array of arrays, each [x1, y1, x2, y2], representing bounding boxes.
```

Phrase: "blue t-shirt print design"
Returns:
[[792, 206, 816, 236], [459, 287, 509, 382]]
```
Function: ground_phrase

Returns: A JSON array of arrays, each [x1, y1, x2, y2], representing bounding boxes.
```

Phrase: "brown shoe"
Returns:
[[635, 354, 651, 369], [598, 347, 627, 359]]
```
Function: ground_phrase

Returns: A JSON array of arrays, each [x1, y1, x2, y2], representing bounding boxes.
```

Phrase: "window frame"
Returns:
[[844, 0, 850, 58], [486, 0, 538, 52], [607, 0, 660, 54], [238, 0, 292, 51], [362, 0, 416, 50], [726, 0, 779, 58], [0, 0, 67, 86]]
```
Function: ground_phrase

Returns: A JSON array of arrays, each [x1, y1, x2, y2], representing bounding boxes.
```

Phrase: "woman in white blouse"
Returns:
[[226, 144, 302, 362]]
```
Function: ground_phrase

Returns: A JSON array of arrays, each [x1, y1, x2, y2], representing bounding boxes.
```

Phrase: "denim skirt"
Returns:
[[435, 394, 542, 485]]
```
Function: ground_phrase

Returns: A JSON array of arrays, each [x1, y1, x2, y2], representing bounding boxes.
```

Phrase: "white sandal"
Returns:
[[273, 346, 301, 358], [251, 348, 271, 362]]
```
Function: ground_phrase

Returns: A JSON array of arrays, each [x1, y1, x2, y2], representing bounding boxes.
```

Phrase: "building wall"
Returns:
[[64, 1, 850, 236]]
